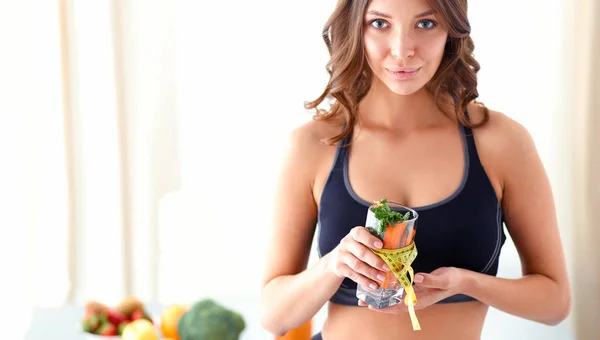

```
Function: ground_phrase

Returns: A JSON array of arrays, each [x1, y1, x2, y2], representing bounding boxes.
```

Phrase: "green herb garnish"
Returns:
[[370, 199, 411, 235]]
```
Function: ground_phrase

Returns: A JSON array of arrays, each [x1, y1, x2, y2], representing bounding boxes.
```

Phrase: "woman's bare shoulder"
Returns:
[[467, 102, 539, 198], [286, 116, 345, 160], [467, 102, 535, 158]]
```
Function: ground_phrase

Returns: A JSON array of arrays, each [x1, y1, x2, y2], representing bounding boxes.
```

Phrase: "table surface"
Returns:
[[25, 298, 274, 340]]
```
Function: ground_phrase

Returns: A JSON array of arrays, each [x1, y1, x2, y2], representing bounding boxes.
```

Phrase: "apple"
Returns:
[[121, 319, 159, 340]]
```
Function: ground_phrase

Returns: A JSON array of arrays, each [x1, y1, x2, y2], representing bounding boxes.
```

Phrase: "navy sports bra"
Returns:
[[316, 116, 507, 305]]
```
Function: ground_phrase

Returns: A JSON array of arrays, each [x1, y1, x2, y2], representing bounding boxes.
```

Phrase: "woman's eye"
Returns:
[[370, 19, 389, 29], [417, 19, 437, 29]]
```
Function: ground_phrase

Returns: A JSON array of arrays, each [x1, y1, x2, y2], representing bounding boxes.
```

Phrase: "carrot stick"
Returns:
[[383, 221, 406, 249]]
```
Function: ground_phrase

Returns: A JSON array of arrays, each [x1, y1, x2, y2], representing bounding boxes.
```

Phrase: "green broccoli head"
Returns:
[[177, 299, 245, 340]]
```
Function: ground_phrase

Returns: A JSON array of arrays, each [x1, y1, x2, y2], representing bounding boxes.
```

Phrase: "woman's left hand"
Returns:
[[358, 267, 468, 313]]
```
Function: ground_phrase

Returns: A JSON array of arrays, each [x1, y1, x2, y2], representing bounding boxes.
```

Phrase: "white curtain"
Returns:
[[0, 2, 69, 338], [572, 0, 600, 338], [62, 0, 180, 304]]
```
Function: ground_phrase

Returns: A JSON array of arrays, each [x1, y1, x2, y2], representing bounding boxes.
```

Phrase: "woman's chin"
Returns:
[[384, 83, 423, 96]]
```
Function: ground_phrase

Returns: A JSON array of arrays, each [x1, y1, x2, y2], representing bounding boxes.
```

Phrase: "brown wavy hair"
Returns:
[[304, 0, 489, 145]]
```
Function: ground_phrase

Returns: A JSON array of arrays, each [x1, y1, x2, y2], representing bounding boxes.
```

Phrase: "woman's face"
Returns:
[[363, 0, 448, 95]]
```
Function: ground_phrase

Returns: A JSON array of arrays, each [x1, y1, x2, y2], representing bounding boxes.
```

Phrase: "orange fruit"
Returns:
[[276, 319, 312, 340], [160, 304, 189, 340]]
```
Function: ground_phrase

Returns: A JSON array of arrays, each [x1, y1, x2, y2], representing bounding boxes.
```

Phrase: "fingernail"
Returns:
[[369, 283, 377, 289], [414, 274, 424, 283], [374, 241, 383, 249], [377, 274, 386, 281], [382, 264, 391, 272]]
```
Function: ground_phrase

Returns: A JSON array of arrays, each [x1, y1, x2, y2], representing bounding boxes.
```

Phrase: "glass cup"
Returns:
[[355, 201, 419, 309]]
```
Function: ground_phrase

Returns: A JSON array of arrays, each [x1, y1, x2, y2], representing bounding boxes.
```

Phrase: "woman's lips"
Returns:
[[386, 67, 421, 80]]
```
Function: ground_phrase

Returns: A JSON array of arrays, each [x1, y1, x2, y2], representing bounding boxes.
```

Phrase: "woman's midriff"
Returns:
[[321, 301, 489, 340]]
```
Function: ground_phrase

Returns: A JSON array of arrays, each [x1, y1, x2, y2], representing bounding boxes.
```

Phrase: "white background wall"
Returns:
[[160, 0, 576, 339]]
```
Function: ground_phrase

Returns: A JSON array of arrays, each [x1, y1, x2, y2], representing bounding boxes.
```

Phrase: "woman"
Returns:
[[259, 0, 571, 339]]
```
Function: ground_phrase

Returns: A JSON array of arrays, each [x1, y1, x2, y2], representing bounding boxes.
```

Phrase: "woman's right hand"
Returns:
[[327, 226, 391, 290]]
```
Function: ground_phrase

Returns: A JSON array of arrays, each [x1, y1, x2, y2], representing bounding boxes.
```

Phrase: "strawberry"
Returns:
[[106, 309, 128, 326], [96, 323, 118, 336]]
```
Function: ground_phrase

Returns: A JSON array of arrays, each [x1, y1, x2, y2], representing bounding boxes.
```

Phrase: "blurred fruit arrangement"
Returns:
[[81, 296, 156, 337], [81, 297, 246, 340]]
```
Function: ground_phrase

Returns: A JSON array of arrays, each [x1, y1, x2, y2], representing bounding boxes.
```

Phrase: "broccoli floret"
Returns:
[[177, 299, 245, 340]]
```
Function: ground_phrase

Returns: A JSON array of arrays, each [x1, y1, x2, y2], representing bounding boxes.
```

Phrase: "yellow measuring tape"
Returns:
[[370, 242, 421, 331]]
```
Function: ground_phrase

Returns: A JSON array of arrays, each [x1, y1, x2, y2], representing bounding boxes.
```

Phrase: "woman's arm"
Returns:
[[458, 269, 569, 325], [458, 113, 571, 325], [261, 255, 344, 336], [259, 123, 343, 336]]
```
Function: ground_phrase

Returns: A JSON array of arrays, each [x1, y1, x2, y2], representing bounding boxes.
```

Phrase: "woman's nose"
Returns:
[[390, 31, 415, 60]]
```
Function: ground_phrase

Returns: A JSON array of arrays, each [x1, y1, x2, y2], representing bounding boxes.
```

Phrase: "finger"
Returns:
[[412, 284, 429, 294], [358, 299, 368, 307], [342, 251, 387, 283], [338, 262, 379, 290], [351, 226, 384, 249], [415, 273, 450, 290], [346, 240, 390, 274], [414, 290, 448, 310]]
